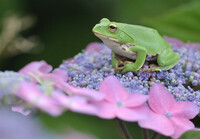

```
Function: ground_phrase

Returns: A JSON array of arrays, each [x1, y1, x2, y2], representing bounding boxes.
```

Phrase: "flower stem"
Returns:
[[142, 129, 149, 139], [151, 132, 160, 139], [115, 118, 133, 139]]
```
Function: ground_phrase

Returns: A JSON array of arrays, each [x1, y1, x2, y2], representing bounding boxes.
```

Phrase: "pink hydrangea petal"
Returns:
[[99, 76, 128, 103], [53, 93, 99, 115], [15, 82, 63, 116], [19, 61, 52, 75], [125, 93, 148, 107], [170, 117, 195, 139], [192, 128, 200, 131], [169, 101, 199, 119], [148, 84, 176, 114], [85, 42, 102, 53], [60, 83, 105, 101], [73, 88, 105, 101], [187, 43, 200, 52], [11, 106, 31, 116], [138, 110, 175, 136], [39, 72, 66, 84], [65, 58, 75, 63], [116, 105, 149, 122], [164, 36, 185, 48], [52, 68, 68, 82], [38, 62, 53, 73], [95, 101, 116, 119]]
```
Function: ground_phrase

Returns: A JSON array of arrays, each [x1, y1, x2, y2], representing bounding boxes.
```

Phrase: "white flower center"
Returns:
[[165, 112, 172, 118], [117, 101, 123, 107]]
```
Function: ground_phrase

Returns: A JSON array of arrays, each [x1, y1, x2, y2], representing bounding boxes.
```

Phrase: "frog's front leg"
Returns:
[[111, 51, 118, 68], [122, 45, 147, 73]]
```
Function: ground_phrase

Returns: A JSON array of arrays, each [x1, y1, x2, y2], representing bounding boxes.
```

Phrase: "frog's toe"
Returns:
[[114, 66, 123, 73], [122, 69, 131, 74], [122, 68, 129, 74], [149, 65, 163, 71], [121, 65, 129, 73], [121, 64, 136, 73]]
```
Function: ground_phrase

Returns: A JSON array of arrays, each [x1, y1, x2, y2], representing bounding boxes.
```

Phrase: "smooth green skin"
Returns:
[[93, 18, 180, 73]]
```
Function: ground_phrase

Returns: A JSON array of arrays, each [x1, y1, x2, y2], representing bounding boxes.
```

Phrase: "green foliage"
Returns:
[[39, 111, 123, 139], [114, 0, 192, 24], [144, 1, 200, 42], [39, 111, 173, 139], [180, 130, 200, 139], [0, 0, 21, 18]]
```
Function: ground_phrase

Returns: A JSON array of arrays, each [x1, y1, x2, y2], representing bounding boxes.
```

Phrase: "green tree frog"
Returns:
[[92, 18, 180, 73]]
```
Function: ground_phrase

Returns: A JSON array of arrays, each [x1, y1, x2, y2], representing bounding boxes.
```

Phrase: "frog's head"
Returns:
[[92, 18, 134, 45]]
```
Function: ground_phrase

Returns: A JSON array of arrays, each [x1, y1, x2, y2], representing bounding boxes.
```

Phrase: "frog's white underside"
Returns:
[[94, 32, 157, 61]]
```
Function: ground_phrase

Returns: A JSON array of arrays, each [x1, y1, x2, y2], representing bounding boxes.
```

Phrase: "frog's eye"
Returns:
[[108, 24, 118, 33]]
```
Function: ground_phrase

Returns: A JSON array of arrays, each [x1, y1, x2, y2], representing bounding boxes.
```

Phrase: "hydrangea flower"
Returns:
[[52, 79, 105, 115], [59, 38, 200, 110], [92, 76, 149, 121], [14, 61, 105, 116], [54, 38, 200, 137], [0, 71, 32, 105], [138, 84, 199, 138], [12, 105, 31, 116], [19, 60, 52, 75], [53, 91, 103, 115], [1, 36, 200, 138], [85, 42, 104, 53], [15, 82, 65, 116], [12, 61, 69, 116], [164, 36, 185, 48]]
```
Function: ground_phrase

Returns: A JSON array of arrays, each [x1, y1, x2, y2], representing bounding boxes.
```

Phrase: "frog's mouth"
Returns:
[[93, 31, 138, 60], [93, 31, 121, 44]]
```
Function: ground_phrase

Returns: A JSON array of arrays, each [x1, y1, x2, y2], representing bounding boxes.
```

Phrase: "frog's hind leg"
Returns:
[[155, 48, 180, 71]]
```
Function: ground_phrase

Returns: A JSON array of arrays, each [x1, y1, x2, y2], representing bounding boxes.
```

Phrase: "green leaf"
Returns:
[[144, 1, 200, 42], [180, 130, 200, 139], [38, 111, 149, 139]]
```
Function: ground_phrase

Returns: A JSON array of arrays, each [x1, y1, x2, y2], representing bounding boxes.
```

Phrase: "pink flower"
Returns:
[[187, 42, 200, 52], [85, 42, 102, 53], [138, 84, 199, 139], [15, 82, 64, 116], [59, 83, 105, 101], [19, 61, 68, 88], [62, 42, 103, 64], [53, 68, 68, 82], [53, 92, 102, 115], [14, 61, 69, 116], [36, 69, 68, 85], [164, 36, 185, 48], [19, 60, 52, 75], [94, 76, 149, 121], [15, 61, 105, 116], [53, 82, 105, 115], [12, 105, 31, 116]]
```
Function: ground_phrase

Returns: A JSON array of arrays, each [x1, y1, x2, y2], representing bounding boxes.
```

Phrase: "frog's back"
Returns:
[[119, 23, 170, 55]]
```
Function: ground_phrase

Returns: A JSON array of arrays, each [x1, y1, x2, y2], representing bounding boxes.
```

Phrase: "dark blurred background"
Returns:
[[1, 0, 200, 71], [0, 0, 200, 138]]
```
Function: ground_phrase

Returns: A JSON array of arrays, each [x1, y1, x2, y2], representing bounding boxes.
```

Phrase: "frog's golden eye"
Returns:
[[108, 24, 118, 33]]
